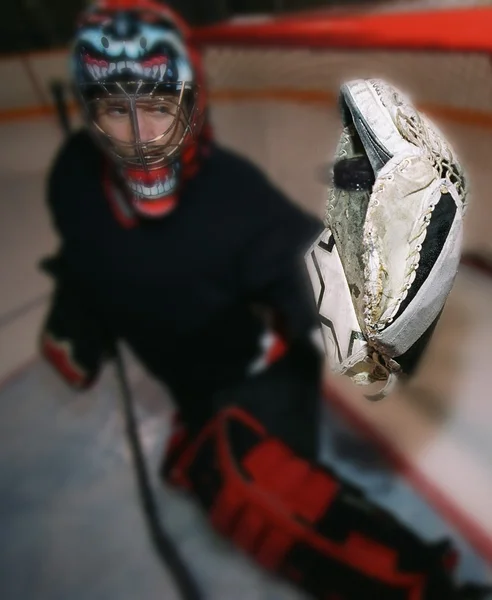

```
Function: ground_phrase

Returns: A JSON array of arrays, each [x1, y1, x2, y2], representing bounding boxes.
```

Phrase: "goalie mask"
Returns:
[[71, 0, 207, 218], [306, 79, 468, 400]]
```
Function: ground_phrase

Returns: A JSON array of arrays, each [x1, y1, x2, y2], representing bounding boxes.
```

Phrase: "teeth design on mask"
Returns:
[[128, 174, 177, 199], [85, 57, 169, 81]]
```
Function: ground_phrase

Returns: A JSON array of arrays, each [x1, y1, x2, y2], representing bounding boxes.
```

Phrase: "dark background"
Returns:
[[3, 0, 380, 54]]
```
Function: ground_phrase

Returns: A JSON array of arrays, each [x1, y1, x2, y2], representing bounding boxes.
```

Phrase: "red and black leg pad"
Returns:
[[161, 406, 460, 600]]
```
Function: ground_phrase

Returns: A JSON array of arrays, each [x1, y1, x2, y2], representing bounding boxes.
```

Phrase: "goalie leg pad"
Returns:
[[162, 407, 459, 599]]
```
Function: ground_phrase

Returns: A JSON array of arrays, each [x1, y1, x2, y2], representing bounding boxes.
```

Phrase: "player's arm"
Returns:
[[40, 270, 114, 389], [240, 181, 324, 352], [40, 139, 114, 389]]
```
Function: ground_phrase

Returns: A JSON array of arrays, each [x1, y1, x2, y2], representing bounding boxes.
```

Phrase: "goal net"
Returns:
[[195, 5, 492, 260]]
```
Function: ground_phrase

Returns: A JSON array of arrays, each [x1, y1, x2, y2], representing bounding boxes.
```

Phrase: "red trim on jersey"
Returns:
[[266, 333, 288, 366]]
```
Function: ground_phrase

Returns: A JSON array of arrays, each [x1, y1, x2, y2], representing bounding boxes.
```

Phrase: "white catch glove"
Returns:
[[306, 78, 468, 400]]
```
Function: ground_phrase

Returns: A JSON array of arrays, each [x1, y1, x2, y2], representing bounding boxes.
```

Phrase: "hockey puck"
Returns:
[[333, 156, 375, 192]]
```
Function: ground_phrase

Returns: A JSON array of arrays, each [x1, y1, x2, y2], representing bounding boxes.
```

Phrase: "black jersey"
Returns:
[[45, 129, 323, 405]]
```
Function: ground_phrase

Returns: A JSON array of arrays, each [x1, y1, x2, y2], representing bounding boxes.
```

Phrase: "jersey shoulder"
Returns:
[[209, 144, 324, 242], [47, 128, 105, 231], [208, 145, 270, 186], [48, 128, 103, 190]]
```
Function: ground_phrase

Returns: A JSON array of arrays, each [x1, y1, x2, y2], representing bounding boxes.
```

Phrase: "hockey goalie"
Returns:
[[40, 0, 486, 598]]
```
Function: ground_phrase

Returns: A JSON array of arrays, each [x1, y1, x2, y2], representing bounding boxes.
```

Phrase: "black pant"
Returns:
[[173, 340, 323, 461]]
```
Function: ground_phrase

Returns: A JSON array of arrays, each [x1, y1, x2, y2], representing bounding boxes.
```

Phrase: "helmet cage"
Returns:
[[78, 78, 201, 173]]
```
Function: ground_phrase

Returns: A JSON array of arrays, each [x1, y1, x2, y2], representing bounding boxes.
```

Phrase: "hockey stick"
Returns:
[[113, 347, 203, 600]]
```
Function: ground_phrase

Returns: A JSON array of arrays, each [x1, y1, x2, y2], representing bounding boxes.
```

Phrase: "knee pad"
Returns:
[[161, 407, 459, 599]]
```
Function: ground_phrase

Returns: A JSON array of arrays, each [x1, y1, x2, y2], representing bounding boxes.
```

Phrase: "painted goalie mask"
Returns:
[[71, 0, 207, 217]]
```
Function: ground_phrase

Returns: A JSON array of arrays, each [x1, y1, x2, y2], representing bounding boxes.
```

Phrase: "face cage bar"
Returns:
[[80, 80, 199, 172]]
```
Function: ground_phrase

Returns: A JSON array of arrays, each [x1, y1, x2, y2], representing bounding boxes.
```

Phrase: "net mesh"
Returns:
[[202, 44, 492, 256]]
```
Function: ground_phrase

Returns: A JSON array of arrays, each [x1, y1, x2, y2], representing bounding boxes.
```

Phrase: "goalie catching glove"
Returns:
[[306, 79, 468, 399]]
